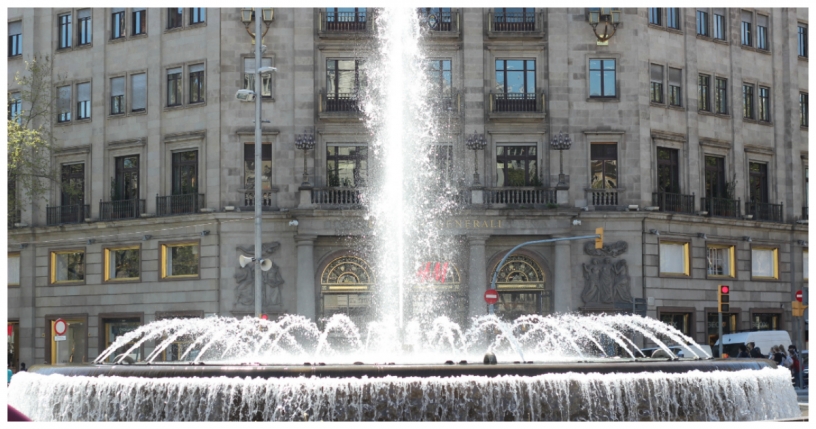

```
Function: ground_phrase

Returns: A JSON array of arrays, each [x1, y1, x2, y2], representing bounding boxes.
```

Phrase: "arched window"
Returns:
[[494, 255, 551, 319], [410, 261, 466, 325], [319, 256, 374, 327]]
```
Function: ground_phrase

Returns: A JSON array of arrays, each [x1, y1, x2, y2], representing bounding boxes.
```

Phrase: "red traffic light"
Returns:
[[720, 285, 729, 294], [260, 314, 268, 320]]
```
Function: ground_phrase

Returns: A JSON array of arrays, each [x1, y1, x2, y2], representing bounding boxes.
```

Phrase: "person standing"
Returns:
[[736, 344, 750, 358], [19, 362, 26, 372], [749, 345, 763, 358]]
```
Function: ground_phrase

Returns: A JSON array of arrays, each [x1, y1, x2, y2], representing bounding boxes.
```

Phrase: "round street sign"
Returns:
[[54, 318, 67, 336], [796, 290, 803, 302], [484, 289, 499, 305]]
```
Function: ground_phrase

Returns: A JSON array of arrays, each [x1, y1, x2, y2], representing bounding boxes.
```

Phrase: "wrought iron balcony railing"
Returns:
[[418, 9, 458, 33], [701, 197, 740, 218], [243, 190, 275, 208], [100, 199, 145, 221], [319, 10, 373, 34], [489, 92, 545, 113], [651, 192, 695, 214], [488, 10, 542, 33], [47, 204, 89, 226], [745, 200, 784, 223], [588, 188, 619, 206], [156, 193, 205, 217], [312, 187, 366, 207], [320, 91, 362, 113], [486, 187, 555, 206]]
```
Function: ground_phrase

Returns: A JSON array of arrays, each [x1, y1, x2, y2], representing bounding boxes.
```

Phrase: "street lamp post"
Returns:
[[295, 129, 316, 186], [549, 131, 572, 189], [465, 131, 487, 186]]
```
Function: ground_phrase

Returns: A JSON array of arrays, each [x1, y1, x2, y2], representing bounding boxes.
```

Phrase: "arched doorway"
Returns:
[[408, 261, 466, 326], [319, 255, 374, 328], [492, 254, 551, 320]]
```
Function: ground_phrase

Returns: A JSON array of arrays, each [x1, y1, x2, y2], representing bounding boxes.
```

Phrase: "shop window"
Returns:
[[494, 255, 551, 319]]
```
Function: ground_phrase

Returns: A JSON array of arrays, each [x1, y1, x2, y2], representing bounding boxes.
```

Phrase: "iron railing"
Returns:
[[803, 206, 809, 221], [156, 193, 205, 217], [489, 11, 538, 32], [418, 9, 457, 32], [588, 189, 619, 206], [486, 187, 555, 206], [46, 204, 89, 225], [701, 197, 740, 218], [490, 92, 545, 113], [745, 201, 784, 223], [243, 190, 275, 208], [320, 10, 370, 33], [100, 199, 145, 221], [322, 92, 362, 113], [312, 187, 366, 207], [651, 192, 695, 214]]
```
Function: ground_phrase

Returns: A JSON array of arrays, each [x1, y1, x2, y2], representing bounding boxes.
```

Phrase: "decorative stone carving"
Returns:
[[581, 241, 632, 305], [234, 242, 284, 312]]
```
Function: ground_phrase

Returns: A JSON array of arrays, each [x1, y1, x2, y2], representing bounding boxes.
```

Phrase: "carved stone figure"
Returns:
[[234, 242, 284, 312], [581, 240, 632, 306]]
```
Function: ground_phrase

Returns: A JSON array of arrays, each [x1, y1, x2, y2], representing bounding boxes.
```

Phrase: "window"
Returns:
[[713, 9, 725, 40], [113, 155, 139, 201], [801, 92, 809, 127], [111, 8, 126, 39], [656, 147, 680, 193], [748, 162, 768, 203], [804, 249, 809, 281], [49, 318, 87, 364], [496, 146, 537, 187], [9, 21, 22, 57], [648, 8, 661, 26], [707, 312, 737, 347], [161, 242, 199, 279], [696, 9, 709, 37], [9, 92, 22, 122], [104, 246, 140, 281], [667, 8, 680, 30], [751, 247, 778, 279], [76, 82, 90, 120], [589, 59, 616, 98], [659, 312, 691, 337], [669, 68, 682, 106], [243, 57, 274, 98], [659, 241, 690, 276], [167, 8, 183, 29], [110, 77, 125, 115], [758, 86, 770, 122], [77, 9, 91, 45], [244, 143, 272, 190], [189, 64, 205, 104], [707, 245, 735, 277], [799, 25, 808, 57], [132, 8, 146, 36], [756, 14, 768, 50], [172, 150, 198, 195], [650, 64, 664, 104], [742, 84, 755, 119], [57, 85, 71, 122], [495, 59, 536, 109], [326, 59, 366, 110], [101, 318, 142, 362], [327, 145, 368, 187], [58, 13, 72, 49], [61, 163, 85, 207], [326, 8, 367, 30], [130, 73, 146, 112], [704, 156, 726, 199], [167, 67, 182, 107], [50, 250, 85, 283], [190, 8, 205, 25], [750, 313, 780, 331], [715, 77, 728, 114], [741, 11, 752, 46], [698, 74, 711, 112], [417, 8, 452, 31], [8, 253, 20, 286], [590, 143, 617, 189], [493, 8, 536, 31], [494, 255, 551, 319], [426, 59, 452, 106]]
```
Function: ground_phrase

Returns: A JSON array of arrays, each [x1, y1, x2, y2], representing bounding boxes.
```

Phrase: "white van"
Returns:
[[642, 344, 713, 359], [714, 330, 793, 358]]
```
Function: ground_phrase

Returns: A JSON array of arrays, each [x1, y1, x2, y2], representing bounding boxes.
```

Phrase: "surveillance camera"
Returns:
[[236, 89, 256, 102], [288, 220, 299, 226], [258, 66, 277, 75]]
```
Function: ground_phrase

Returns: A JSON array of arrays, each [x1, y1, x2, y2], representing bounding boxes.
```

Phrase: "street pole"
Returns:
[[718, 311, 723, 358], [253, 9, 263, 318]]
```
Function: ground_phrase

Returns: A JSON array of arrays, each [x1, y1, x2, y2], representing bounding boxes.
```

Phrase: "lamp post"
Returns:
[[549, 131, 572, 188], [465, 131, 487, 186], [587, 8, 621, 44], [295, 129, 316, 186]]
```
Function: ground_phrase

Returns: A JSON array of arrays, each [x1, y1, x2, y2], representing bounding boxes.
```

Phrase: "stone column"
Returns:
[[295, 235, 317, 321], [467, 235, 489, 320], [554, 239, 572, 313]]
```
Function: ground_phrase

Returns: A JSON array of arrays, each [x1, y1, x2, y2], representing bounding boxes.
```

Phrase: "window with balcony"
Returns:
[[110, 77, 124, 115], [50, 250, 85, 284], [648, 8, 661, 26], [8, 253, 20, 286], [659, 241, 690, 276], [742, 84, 755, 119], [426, 59, 452, 110], [51, 162, 86, 225], [167, 67, 182, 107], [9, 21, 22, 57], [161, 242, 199, 279], [650, 64, 664, 103], [57, 85, 71, 122], [113, 155, 140, 201], [757, 14, 768, 50], [656, 148, 679, 194], [696, 9, 709, 37], [715, 77, 728, 114], [748, 162, 768, 204], [76, 82, 90, 120], [190, 8, 205, 25], [172, 150, 198, 195], [758, 87, 770, 122], [325, 8, 367, 31], [58, 13, 72, 49], [496, 146, 537, 187], [589, 59, 615, 98], [799, 25, 808, 57], [8, 92, 22, 122], [111, 8, 126, 39], [801, 92, 809, 127], [167, 8, 183, 29], [417, 8, 452, 31], [698, 74, 711, 112], [493, 8, 535, 31], [669, 68, 682, 106], [713, 9, 725, 40], [741, 11, 752, 46], [590, 143, 617, 189], [327, 145, 368, 187], [244, 143, 272, 190], [189, 64, 204, 104], [707, 244, 735, 278], [495, 59, 536, 110], [243, 57, 273, 98], [104, 246, 140, 281], [132, 8, 146, 35], [667, 8, 680, 30], [704, 156, 726, 199], [751, 247, 778, 279], [326, 59, 365, 111]]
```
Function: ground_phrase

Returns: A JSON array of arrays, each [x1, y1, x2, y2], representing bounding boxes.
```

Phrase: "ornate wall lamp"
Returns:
[[240, 8, 274, 43], [465, 131, 487, 186], [549, 131, 572, 188], [587, 8, 621, 45], [295, 129, 316, 186]]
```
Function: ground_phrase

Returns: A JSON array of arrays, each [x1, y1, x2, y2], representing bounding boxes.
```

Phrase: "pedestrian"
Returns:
[[7, 366, 12, 385], [19, 362, 26, 372], [750, 345, 763, 358], [789, 346, 801, 384], [736, 344, 750, 358], [772, 346, 786, 366]]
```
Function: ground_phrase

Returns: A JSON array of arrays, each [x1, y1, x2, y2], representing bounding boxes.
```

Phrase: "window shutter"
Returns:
[[741, 10, 752, 23], [133, 7, 144, 12], [77, 83, 90, 102], [111, 8, 125, 13], [8, 255, 20, 285], [168, 67, 182, 76], [58, 86, 71, 111], [78, 9, 91, 19], [189, 64, 204, 73], [111, 77, 124, 96], [131, 73, 146, 110], [650, 64, 663, 82], [713, 8, 725, 16], [757, 14, 768, 27], [669, 68, 681, 86], [9, 21, 21, 35]]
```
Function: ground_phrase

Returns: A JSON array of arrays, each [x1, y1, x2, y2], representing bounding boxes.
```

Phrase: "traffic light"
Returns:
[[595, 227, 604, 249], [792, 301, 808, 317], [718, 285, 730, 312]]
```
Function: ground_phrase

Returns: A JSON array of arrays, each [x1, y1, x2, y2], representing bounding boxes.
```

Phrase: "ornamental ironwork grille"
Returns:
[[321, 256, 374, 292]]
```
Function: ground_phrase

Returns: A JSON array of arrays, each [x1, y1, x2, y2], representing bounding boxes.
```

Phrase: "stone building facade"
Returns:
[[6, 8, 808, 367]]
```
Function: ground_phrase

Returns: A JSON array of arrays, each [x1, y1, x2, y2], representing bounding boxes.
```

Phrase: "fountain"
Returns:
[[7, 9, 801, 421]]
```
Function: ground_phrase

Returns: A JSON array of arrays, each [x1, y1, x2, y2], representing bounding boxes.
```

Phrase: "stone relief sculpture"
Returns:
[[581, 241, 633, 305], [234, 242, 285, 311]]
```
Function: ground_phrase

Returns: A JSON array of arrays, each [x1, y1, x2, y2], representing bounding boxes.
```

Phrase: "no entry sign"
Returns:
[[796, 290, 803, 302], [484, 289, 499, 305], [54, 318, 67, 336]]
